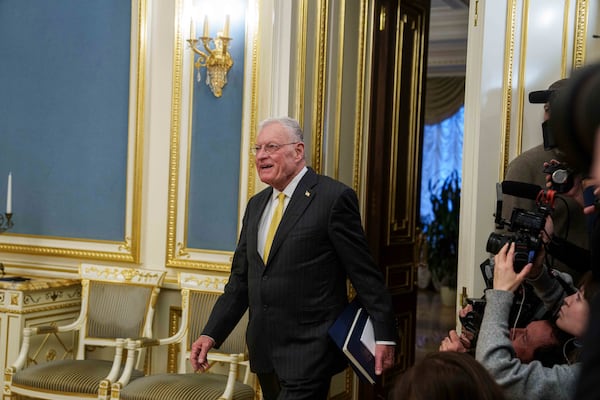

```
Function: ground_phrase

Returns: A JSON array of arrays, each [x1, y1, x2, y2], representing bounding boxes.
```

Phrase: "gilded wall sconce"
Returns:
[[187, 15, 233, 98]]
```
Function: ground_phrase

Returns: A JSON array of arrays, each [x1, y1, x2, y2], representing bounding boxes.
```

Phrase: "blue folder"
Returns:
[[328, 299, 376, 384]]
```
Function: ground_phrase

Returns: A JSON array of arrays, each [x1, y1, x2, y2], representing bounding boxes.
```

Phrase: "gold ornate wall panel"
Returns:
[[499, 0, 592, 178], [0, 0, 147, 263], [386, 6, 425, 245], [165, 0, 259, 271]]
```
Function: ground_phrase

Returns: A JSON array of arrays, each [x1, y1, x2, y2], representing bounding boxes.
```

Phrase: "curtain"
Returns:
[[425, 77, 466, 125], [420, 106, 464, 224]]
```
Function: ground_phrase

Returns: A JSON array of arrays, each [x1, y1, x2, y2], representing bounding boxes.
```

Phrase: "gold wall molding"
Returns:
[[0, 0, 147, 263], [499, 0, 517, 180], [310, 0, 329, 173], [574, 0, 588, 68], [166, 0, 259, 271]]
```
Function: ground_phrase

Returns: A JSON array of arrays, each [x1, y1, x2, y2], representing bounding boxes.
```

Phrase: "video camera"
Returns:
[[485, 181, 554, 272], [459, 258, 549, 346]]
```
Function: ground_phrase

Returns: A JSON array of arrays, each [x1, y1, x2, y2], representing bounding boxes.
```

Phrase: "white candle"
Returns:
[[190, 17, 195, 39], [203, 15, 209, 37], [223, 14, 230, 37], [6, 172, 11, 214]]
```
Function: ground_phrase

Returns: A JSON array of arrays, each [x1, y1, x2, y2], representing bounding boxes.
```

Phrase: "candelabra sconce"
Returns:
[[187, 16, 233, 98], [0, 213, 13, 234]]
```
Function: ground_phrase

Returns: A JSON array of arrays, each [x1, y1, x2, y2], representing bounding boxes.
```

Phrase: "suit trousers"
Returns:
[[257, 372, 331, 400]]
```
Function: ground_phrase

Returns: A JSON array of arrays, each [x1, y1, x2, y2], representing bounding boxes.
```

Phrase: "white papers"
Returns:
[[360, 317, 375, 355]]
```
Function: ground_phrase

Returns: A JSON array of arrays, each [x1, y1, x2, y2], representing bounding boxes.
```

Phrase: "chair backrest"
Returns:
[[179, 272, 249, 372], [77, 263, 166, 358]]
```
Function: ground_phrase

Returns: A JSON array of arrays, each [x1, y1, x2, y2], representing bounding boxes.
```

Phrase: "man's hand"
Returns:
[[190, 335, 215, 372], [439, 330, 470, 352], [374, 344, 395, 375]]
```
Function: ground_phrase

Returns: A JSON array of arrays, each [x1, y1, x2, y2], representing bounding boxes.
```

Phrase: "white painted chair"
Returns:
[[110, 272, 255, 400], [4, 264, 166, 400]]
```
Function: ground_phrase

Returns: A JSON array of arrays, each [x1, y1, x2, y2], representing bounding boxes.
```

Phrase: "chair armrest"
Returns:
[[112, 325, 188, 390], [8, 323, 81, 371]]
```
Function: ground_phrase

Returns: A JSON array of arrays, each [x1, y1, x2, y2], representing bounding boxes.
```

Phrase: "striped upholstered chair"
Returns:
[[5, 264, 166, 400], [109, 271, 255, 400]]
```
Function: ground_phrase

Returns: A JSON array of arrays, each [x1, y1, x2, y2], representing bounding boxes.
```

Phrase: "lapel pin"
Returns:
[[305, 190, 311, 197]]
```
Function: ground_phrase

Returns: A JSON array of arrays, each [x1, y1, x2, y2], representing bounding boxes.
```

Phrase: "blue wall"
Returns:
[[0, 0, 131, 240], [187, 5, 247, 252]]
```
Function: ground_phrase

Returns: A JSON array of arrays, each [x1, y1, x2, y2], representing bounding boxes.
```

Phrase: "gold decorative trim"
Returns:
[[0, 0, 146, 263], [179, 273, 228, 291], [332, 1, 346, 180], [514, 0, 530, 158], [352, 0, 368, 194], [166, 0, 259, 271], [500, 0, 518, 180], [165, 0, 185, 269], [245, 0, 260, 200], [387, 11, 404, 243], [574, 0, 588, 68], [0, 301, 81, 315], [562, 0, 571, 75], [167, 306, 182, 373], [293, 0, 309, 123], [81, 264, 164, 285], [310, 0, 329, 173]]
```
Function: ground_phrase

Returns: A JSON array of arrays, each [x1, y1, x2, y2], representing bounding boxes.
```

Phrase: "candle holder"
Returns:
[[187, 35, 233, 98], [187, 15, 233, 98], [0, 213, 13, 234]]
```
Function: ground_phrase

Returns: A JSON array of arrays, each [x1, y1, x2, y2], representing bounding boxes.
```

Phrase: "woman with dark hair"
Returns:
[[389, 351, 506, 400], [475, 243, 599, 400]]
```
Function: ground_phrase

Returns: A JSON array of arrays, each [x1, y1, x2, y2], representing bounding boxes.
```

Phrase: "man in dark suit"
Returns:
[[191, 117, 396, 400]]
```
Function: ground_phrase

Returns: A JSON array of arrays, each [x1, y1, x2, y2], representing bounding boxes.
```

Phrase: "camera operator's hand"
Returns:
[[493, 243, 532, 292], [543, 160, 585, 205], [581, 177, 600, 214], [527, 245, 546, 280]]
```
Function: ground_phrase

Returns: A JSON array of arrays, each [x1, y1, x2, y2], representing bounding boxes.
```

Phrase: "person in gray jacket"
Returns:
[[476, 241, 598, 400]]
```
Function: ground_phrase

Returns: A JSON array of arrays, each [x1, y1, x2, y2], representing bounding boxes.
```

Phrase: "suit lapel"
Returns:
[[265, 168, 318, 265]]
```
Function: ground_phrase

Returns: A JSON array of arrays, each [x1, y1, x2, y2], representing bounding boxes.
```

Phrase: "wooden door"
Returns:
[[362, 0, 430, 398]]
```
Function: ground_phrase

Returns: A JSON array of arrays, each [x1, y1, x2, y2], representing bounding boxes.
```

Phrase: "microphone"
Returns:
[[501, 181, 556, 207]]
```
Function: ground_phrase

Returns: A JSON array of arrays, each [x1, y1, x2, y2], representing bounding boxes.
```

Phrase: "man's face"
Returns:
[[254, 123, 305, 191], [543, 102, 551, 122], [511, 319, 558, 362]]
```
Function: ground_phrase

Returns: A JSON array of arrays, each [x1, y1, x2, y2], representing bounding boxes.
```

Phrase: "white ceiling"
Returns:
[[428, 0, 469, 76]]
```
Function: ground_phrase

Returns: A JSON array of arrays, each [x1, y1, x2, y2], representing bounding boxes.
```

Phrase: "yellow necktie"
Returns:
[[264, 193, 285, 261]]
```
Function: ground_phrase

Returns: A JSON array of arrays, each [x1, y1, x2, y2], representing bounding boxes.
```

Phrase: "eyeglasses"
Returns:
[[251, 142, 298, 155]]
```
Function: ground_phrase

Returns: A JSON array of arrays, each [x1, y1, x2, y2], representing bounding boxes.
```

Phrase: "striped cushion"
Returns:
[[12, 359, 144, 395], [119, 373, 255, 400]]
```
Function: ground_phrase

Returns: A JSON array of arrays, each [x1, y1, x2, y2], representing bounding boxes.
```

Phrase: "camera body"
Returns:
[[486, 208, 546, 272], [542, 161, 575, 193], [459, 259, 550, 345]]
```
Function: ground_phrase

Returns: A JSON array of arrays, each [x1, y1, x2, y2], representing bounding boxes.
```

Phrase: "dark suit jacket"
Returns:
[[202, 168, 396, 380]]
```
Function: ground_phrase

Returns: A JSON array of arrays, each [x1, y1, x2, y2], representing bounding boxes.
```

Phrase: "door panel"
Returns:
[[362, 0, 429, 397]]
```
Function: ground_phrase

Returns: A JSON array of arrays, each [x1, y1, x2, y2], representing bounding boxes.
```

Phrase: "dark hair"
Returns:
[[578, 270, 600, 302], [389, 352, 506, 400]]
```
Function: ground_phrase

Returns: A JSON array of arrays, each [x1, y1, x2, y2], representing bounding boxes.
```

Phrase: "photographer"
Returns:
[[440, 306, 567, 367], [502, 79, 589, 282], [549, 63, 600, 400], [475, 241, 598, 400]]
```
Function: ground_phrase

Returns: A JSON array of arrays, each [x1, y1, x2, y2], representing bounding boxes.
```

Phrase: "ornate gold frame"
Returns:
[[165, 0, 259, 271], [0, 0, 147, 263], [499, 0, 590, 179]]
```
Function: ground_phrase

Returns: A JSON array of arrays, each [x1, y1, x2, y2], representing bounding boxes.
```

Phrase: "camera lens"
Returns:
[[486, 233, 510, 255]]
